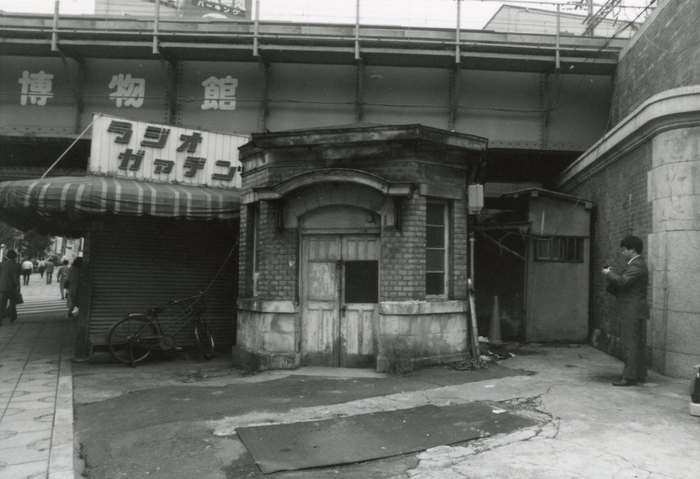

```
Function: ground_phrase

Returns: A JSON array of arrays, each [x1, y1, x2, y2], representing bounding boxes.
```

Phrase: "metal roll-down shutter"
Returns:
[[87, 216, 238, 353]]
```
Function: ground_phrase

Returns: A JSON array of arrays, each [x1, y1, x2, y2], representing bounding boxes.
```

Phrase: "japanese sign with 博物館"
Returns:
[[89, 114, 248, 189]]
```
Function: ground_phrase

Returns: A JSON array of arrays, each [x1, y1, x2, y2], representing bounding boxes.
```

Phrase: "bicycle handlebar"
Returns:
[[167, 291, 205, 306]]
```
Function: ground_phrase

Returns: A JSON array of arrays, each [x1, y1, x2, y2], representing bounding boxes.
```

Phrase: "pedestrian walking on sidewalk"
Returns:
[[57, 259, 69, 299], [66, 257, 83, 318], [603, 235, 649, 387], [0, 250, 22, 326], [21, 258, 33, 285], [38, 258, 46, 278], [45, 259, 55, 284]]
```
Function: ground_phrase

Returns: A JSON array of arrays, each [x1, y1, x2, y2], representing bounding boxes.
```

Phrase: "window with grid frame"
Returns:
[[534, 236, 584, 263], [426, 201, 448, 296]]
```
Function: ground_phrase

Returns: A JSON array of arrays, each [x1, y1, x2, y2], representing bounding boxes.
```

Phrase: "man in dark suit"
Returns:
[[603, 235, 649, 386], [0, 250, 22, 326]]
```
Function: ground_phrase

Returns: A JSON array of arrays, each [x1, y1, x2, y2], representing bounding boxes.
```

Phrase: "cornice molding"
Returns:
[[557, 86, 700, 191]]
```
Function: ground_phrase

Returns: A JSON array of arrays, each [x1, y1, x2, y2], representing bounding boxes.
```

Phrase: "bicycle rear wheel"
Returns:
[[107, 315, 160, 365], [194, 318, 215, 360]]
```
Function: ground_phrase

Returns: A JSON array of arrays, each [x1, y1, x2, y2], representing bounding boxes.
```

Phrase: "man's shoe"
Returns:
[[612, 378, 637, 387]]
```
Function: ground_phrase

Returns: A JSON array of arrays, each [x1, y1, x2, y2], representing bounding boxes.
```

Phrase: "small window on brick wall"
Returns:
[[426, 201, 448, 296], [534, 237, 584, 263]]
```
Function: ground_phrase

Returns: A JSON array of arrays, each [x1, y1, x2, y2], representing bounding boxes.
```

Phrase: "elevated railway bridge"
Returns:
[[0, 13, 626, 186]]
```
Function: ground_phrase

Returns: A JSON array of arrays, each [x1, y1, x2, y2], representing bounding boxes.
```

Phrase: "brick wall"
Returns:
[[254, 200, 299, 301], [611, 0, 700, 125], [238, 150, 470, 303], [381, 195, 426, 300], [451, 198, 468, 301], [567, 142, 652, 356]]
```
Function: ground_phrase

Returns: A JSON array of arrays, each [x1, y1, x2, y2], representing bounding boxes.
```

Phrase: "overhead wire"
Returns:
[[548, 0, 657, 112]]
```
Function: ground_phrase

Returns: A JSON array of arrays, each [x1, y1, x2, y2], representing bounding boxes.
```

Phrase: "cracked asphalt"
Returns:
[[71, 344, 700, 479]]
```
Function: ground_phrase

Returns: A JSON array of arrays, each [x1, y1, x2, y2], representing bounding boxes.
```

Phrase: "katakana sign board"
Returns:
[[89, 114, 248, 188]]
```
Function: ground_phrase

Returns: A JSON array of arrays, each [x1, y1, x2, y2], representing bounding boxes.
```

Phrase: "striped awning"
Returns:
[[0, 176, 241, 220]]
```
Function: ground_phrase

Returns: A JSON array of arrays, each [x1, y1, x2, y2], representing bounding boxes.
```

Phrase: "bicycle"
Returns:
[[106, 291, 215, 367]]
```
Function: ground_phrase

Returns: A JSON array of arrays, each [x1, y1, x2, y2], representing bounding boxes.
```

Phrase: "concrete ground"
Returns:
[[3, 277, 699, 479], [72, 342, 700, 479]]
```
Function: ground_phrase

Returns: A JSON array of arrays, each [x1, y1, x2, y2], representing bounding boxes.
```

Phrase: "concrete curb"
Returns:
[[48, 324, 75, 479]]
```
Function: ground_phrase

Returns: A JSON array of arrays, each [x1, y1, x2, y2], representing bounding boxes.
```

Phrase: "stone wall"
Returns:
[[646, 127, 700, 375]]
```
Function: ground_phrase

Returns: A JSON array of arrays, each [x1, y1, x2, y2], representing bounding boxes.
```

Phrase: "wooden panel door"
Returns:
[[301, 235, 341, 366], [340, 236, 380, 368], [301, 234, 380, 367]]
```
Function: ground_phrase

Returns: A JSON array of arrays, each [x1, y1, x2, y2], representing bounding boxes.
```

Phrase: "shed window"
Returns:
[[426, 201, 448, 296], [535, 237, 583, 263]]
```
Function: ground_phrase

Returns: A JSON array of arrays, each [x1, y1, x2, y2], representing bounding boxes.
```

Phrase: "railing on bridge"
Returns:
[[0, 1, 635, 72], [1, 1, 648, 62]]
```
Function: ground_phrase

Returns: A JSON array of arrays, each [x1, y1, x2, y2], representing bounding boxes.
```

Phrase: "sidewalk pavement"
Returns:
[[0, 275, 74, 479]]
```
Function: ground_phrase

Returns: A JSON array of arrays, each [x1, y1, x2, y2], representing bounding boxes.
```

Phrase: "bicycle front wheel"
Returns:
[[194, 319, 215, 360], [107, 315, 160, 365]]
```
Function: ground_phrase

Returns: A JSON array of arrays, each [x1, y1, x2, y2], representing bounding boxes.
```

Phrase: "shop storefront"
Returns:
[[0, 114, 246, 356]]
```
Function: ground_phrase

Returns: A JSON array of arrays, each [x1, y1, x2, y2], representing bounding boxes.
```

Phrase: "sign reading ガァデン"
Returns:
[[89, 114, 248, 188]]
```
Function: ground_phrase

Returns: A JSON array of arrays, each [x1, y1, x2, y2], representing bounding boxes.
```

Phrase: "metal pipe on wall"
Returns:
[[355, 0, 361, 60], [254, 0, 261, 56], [556, 5, 561, 70], [51, 0, 60, 52], [455, 0, 462, 63], [153, 0, 160, 55]]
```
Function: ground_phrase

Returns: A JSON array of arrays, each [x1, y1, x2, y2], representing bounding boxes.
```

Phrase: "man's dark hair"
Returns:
[[620, 235, 643, 254], [6, 250, 17, 260]]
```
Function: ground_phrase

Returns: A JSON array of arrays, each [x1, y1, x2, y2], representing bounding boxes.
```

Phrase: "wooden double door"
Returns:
[[301, 234, 380, 367]]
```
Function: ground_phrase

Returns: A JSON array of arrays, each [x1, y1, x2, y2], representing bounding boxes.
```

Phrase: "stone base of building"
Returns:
[[376, 300, 469, 373], [376, 352, 470, 374], [234, 299, 300, 372], [234, 298, 471, 373], [232, 346, 298, 372]]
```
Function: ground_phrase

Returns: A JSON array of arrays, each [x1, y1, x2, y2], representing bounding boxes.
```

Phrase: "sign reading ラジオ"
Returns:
[[89, 114, 248, 188]]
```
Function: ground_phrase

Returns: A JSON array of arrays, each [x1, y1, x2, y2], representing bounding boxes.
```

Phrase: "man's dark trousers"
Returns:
[[0, 292, 17, 324], [621, 317, 647, 381]]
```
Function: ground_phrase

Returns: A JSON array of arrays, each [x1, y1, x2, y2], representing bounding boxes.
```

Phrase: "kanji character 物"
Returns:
[[109, 74, 146, 108]]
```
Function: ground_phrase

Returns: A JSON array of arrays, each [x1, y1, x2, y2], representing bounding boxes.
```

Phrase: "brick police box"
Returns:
[[233, 124, 487, 372]]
